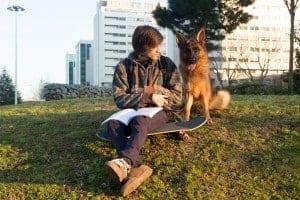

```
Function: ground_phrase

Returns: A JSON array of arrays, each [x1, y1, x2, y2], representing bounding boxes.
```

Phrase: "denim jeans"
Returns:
[[107, 110, 169, 167]]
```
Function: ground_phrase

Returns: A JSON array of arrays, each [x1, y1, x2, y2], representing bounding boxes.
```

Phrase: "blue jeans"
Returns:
[[107, 110, 169, 167]]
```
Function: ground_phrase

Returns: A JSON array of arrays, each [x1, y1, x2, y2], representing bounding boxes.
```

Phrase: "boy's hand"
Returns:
[[151, 94, 168, 107]]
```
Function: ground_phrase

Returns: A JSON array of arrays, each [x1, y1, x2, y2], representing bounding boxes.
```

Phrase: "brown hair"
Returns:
[[132, 25, 163, 54]]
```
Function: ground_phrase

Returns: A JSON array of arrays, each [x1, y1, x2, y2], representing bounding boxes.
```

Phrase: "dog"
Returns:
[[176, 28, 230, 124]]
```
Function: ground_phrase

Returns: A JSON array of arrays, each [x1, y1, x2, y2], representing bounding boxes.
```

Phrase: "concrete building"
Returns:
[[93, 0, 175, 87], [65, 53, 76, 85], [210, 0, 294, 86], [75, 40, 94, 85]]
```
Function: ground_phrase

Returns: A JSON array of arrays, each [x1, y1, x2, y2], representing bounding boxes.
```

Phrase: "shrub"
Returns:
[[0, 69, 22, 105], [42, 83, 113, 101], [225, 82, 288, 95]]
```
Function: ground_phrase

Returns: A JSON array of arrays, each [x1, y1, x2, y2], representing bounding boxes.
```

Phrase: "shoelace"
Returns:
[[114, 158, 131, 177]]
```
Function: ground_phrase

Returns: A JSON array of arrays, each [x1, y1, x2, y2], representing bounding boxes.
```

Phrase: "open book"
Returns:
[[102, 107, 163, 126]]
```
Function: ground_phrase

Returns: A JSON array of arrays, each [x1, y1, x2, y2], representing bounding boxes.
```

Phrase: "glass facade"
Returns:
[[79, 43, 92, 85], [68, 61, 75, 85]]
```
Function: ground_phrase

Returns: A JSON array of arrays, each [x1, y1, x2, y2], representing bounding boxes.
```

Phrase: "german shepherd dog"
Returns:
[[176, 28, 230, 124]]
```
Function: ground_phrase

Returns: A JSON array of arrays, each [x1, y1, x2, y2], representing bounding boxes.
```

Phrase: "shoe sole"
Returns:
[[120, 168, 153, 196]]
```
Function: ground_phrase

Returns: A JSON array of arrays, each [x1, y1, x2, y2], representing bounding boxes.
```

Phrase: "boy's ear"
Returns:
[[196, 28, 206, 46], [176, 32, 187, 47]]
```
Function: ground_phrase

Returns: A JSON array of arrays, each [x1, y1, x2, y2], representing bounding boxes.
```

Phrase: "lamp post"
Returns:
[[7, 5, 25, 105]]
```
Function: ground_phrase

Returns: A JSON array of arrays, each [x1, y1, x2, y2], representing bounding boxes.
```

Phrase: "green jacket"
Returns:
[[113, 53, 183, 111]]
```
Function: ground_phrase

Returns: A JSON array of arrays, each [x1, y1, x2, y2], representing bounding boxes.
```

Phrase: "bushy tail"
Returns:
[[209, 90, 231, 111]]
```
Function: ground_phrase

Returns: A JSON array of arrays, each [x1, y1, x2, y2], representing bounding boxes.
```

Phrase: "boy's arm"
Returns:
[[113, 62, 154, 109]]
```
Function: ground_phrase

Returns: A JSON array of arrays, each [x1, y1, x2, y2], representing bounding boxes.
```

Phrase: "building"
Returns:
[[93, 0, 175, 87], [65, 53, 76, 85], [75, 40, 94, 85], [210, 0, 294, 86]]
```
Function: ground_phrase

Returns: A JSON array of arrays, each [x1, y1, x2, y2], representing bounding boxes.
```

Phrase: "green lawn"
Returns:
[[0, 95, 299, 199]]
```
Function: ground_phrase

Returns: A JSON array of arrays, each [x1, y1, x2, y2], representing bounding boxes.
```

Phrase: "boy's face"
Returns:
[[145, 45, 161, 62]]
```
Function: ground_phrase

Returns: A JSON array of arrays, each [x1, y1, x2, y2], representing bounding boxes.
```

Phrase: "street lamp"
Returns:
[[7, 5, 25, 105]]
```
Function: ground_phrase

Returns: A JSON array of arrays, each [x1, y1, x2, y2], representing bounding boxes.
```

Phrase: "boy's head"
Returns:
[[132, 25, 163, 60]]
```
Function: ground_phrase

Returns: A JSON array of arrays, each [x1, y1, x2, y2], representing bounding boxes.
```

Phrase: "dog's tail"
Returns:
[[209, 90, 231, 111]]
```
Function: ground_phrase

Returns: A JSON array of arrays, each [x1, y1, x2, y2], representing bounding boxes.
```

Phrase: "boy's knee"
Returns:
[[107, 119, 123, 129]]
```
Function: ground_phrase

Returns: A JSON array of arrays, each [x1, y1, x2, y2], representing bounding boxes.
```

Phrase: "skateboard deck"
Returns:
[[96, 116, 207, 142]]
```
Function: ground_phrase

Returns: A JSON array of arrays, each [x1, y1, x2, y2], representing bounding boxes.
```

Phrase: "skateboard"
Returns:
[[96, 116, 207, 141]]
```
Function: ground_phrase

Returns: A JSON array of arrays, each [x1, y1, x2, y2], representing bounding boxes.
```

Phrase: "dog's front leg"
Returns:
[[202, 96, 212, 124], [184, 93, 193, 121]]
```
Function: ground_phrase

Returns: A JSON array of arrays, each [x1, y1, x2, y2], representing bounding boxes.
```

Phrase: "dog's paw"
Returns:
[[206, 118, 213, 125]]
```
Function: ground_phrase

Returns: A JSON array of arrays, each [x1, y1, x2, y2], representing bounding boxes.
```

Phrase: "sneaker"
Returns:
[[105, 158, 131, 183], [120, 164, 153, 197]]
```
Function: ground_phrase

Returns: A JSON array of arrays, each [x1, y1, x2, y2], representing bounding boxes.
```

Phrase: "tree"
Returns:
[[283, 0, 299, 94], [295, 25, 300, 69], [0, 68, 21, 105], [235, 41, 280, 84], [294, 25, 300, 93], [153, 0, 255, 50]]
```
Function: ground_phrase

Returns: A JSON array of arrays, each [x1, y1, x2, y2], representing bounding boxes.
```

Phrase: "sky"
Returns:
[[0, 0, 96, 100]]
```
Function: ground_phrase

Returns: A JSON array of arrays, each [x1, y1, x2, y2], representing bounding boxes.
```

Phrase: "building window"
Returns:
[[105, 33, 126, 37], [250, 47, 259, 52], [105, 24, 126, 29], [105, 41, 126, 45], [105, 49, 126, 53], [228, 46, 237, 51], [104, 16, 126, 21], [250, 26, 259, 30], [105, 57, 121, 61]]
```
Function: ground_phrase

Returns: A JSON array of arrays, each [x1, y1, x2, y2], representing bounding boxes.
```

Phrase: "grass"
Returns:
[[0, 95, 299, 199]]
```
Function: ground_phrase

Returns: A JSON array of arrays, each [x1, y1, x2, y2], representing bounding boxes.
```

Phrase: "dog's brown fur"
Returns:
[[176, 28, 230, 124]]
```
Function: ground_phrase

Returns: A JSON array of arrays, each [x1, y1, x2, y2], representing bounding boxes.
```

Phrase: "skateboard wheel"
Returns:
[[178, 131, 189, 141], [182, 134, 189, 141]]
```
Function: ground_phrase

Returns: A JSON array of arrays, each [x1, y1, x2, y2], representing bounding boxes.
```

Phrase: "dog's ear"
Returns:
[[176, 32, 187, 48], [196, 28, 206, 46]]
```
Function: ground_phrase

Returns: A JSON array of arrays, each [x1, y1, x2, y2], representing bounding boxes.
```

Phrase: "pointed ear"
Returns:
[[196, 28, 206, 46], [176, 32, 187, 47]]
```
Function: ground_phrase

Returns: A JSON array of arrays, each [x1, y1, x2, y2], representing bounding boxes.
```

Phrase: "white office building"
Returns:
[[210, 0, 295, 85], [93, 0, 175, 87], [75, 40, 94, 85]]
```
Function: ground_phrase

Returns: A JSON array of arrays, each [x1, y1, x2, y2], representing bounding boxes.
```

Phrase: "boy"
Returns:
[[105, 25, 182, 196]]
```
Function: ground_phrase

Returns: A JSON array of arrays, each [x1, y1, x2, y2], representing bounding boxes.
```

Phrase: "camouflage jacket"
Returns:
[[112, 53, 183, 111]]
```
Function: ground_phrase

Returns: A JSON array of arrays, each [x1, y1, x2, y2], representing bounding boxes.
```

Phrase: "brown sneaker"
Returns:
[[120, 164, 153, 197], [105, 158, 131, 183]]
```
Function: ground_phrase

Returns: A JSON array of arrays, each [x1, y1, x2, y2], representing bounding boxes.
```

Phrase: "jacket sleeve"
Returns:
[[155, 56, 183, 110], [113, 62, 151, 109]]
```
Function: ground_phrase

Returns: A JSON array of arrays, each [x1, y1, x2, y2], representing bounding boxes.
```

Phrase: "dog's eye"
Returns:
[[193, 47, 200, 53]]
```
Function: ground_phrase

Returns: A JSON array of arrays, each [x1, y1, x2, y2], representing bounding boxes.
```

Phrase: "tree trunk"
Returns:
[[288, 0, 295, 94]]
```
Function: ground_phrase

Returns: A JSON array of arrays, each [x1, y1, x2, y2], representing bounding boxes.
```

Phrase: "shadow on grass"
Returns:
[[0, 110, 122, 197]]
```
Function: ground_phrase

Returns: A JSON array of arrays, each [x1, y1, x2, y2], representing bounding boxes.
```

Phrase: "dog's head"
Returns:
[[176, 28, 207, 71]]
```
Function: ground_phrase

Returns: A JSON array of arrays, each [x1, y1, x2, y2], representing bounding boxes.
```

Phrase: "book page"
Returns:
[[135, 107, 163, 118], [101, 108, 135, 125], [102, 107, 163, 125]]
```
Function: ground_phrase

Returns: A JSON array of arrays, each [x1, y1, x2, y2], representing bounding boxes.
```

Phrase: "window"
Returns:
[[105, 33, 126, 37], [228, 46, 237, 51], [105, 24, 126, 29], [104, 16, 125, 21], [105, 49, 126, 53], [250, 47, 259, 52], [250, 26, 259, 30]]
